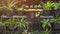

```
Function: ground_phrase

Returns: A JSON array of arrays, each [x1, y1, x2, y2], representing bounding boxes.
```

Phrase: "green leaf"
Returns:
[[7, 0, 19, 10], [47, 23, 51, 27], [41, 19, 51, 29], [42, 23, 46, 28], [44, 1, 54, 10], [44, 29, 50, 34]]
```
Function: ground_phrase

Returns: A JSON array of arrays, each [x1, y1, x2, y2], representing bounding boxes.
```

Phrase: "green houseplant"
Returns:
[[0, 17, 11, 34], [41, 19, 51, 29], [44, 1, 54, 10], [5, 17, 16, 30], [2, 17, 30, 34], [5, 17, 29, 34], [53, 2, 60, 16], [16, 17, 30, 34], [0, 0, 19, 16], [41, 19, 52, 34], [53, 2, 60, 10], [5, 0, 19, 11], [5, 17, 21, 34], [3, 17, 18, 34], [51, 15, 60, 30], [28, 18, 53, 34], [43, 1, 54, 16]]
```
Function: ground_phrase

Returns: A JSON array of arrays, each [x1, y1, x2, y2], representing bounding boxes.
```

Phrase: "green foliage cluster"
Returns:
[[0, 1, 60, 11], [0, 17, 30, 34], [41, 19, 51, 29], [40, 15, 60, 34], [51, 15, 60, 23], [0, 0, 19, 11], [43, 1, 54, 10], [0, 17, 29, 29], [43, 1, 60, 10], [53, 2, 60, 9], [29, 12, 60, 34]]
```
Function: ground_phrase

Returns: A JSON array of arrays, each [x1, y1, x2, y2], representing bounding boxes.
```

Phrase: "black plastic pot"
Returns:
[[0, 9, 13, 17], [0, 9, 24, 17], [7, 25, 15, 31], [43, 10, 51, 16], [53, 23, 60, 30], [53, 9, 60, 16]]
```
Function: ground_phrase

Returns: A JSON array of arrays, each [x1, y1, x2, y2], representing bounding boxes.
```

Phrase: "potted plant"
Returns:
[[43, 1, 54, 16], [16, 17, 30, 34], [0, 0, 19, 16], [41, 18, 53, 34], [4, 17, 20, 34], [51, 15, 60, 30], [53, 2, 60, 16], [0, 17, 11, 34], [6, 17, 16, 30], [6, 17, 30, 34], [41, 19, 52, 29], [29, 16, 53, 34]]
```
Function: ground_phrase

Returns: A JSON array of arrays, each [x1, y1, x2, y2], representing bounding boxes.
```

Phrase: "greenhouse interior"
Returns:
[[0, 0, 60, 34]]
